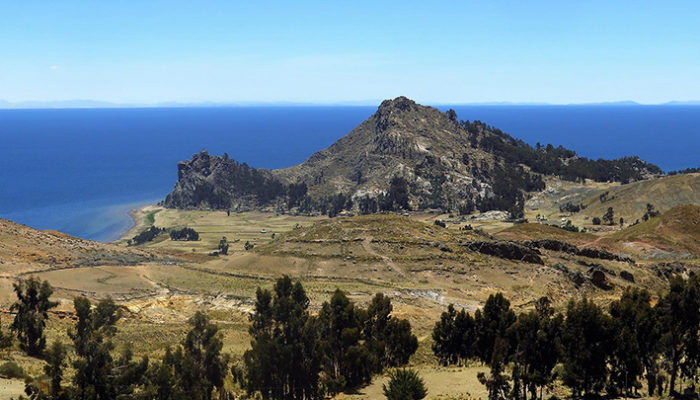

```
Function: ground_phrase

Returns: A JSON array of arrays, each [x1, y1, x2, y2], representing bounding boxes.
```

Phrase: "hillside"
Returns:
[[580, 173, 700, 224], [163, 97, 661, 215], [0, 218, 158, 274], [604, 204, 700, 257]]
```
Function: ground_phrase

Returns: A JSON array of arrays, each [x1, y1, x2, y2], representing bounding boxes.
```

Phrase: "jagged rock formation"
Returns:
[[163, 97, 662, 213], [163, 151, 284, 210]]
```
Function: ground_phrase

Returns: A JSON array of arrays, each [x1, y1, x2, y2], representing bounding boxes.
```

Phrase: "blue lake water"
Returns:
[[1, 105, 699, 242]]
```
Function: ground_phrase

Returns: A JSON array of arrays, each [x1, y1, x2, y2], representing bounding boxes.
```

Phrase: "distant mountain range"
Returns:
[[2, 99, 700, 109]]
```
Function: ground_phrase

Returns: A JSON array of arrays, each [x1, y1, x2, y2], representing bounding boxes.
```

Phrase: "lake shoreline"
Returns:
[[115, 204, 161, 244]]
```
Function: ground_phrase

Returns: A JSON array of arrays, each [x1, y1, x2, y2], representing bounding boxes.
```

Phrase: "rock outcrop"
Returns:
[[163, 151, 284, 210], [463, 240, 544, 264]]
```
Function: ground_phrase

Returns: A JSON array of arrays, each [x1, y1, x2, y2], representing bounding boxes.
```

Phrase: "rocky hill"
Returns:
[[163, 97, 662, 215]]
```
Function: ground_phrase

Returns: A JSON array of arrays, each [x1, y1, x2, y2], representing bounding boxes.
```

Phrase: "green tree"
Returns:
[[478, 337, 511, 400], [475, 293, 516, 365], [139, 359, 178, 400], [378, 177, 410, 211], [0, 313, 12, 350], [43, 340, 67, 398], [656, 275, 699, 394], [68, 296, 146, 400], [383, 369, 427, 400], [432, 305, 478, 366], [244, 276, 321, 400], [642, 203, 659, 221], [608, 288, 660, 396], [317, 289, 372, 393], [218, 237, 229, 255], [163, 312, 228, 400], [603, 207, 615, 225], [10, 277, 58, 357], [364, 293, 417, 370], [507, 297, 562, 400], [358, 196, 378, 215], [561, 298, 611, 397]]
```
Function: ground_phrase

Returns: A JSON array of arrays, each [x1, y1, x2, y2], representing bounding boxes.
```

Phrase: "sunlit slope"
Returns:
[[582, 173, 700, 223], [605, 204, 700, 256], [0, 218, 157, 274]]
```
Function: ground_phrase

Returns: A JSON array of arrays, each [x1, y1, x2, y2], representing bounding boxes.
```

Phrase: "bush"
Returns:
[[0, 361, 26, 379], [592, 217, 601, 225], [434, 220, 446, 228], [170, 227, 199, 241], [130, 226, 164, 245], [383, 369, 427, 400]]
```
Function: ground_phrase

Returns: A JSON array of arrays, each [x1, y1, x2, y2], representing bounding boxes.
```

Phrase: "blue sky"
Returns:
[[1, 1, 699, 104]]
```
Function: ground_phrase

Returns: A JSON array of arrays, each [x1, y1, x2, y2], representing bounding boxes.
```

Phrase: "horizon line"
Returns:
[[2, 98, 700, 110]]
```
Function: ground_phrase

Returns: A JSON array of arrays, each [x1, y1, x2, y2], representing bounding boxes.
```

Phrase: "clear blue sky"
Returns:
[[1, 1, 699, 104]]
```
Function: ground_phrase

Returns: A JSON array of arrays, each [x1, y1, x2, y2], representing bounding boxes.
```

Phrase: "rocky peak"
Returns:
[[377, 96, 417, 113]]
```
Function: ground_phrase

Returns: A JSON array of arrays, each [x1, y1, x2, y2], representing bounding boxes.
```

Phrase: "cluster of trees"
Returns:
[[128, 226, 165, 246], [668, 167, 700, 175], [242, 278, 418, 398], [559, 220, 582, 232], [603, 207, 615, 225], [3, 276, 417, 400], [169, 227, 199, 241], [476, 165, 544, 218], [461, 119, 662, 184], [211, 158, 287, 208], [432, 276, 699, 399], [642, 203, 660, 222], [592, 207, 620, 226], [559, 202, 586, 213], [355, 177, 412, 215]]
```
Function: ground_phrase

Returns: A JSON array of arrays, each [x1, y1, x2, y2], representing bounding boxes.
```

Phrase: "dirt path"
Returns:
[[361, 239, 406, 278]]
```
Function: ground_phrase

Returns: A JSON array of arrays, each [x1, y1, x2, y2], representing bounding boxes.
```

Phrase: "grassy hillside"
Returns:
[[604, 204, 700, 257], [581, 173, 700, 223]]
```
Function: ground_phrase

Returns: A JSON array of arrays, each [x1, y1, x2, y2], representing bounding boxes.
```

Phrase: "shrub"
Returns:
[[130, 226, 164, 245], [0, 361, 25, 379], [218, 237, 229, 255], [592, 217, 602, 225], [170, 227, 199, 241], [383, 369, 427, 400]]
